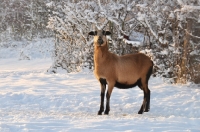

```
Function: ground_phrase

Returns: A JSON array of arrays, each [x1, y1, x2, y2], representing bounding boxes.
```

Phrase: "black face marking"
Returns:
[[97, 36, 104, 45], [88, 30, 111, 36]]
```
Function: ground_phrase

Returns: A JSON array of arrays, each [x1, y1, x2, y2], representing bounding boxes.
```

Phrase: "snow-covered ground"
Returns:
[[0, 38, 54, 60], [0, 58, 200, 132], [0, 39, 200, 132]]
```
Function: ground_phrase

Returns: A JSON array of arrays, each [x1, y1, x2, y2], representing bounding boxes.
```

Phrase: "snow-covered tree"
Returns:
[[0, 0, 52, 42], [47, 0, 200, 83], [135, 0, 200, 83], [1, 0, 192, 83], [0, 0, 54, 60], [47, 0, 145, 72]]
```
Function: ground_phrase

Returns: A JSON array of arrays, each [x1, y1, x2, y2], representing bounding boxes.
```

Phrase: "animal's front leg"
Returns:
[[98, 80, 106, 115], [104, 83, 114, 115]]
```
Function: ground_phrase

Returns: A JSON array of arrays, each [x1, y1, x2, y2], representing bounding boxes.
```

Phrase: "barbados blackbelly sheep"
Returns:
[[88, 29, 153, 115]]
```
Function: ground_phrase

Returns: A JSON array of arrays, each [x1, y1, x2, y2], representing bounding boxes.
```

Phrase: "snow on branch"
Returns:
[[144, 17, 158, 40], [123, 39, 142, 47], [98, 0, 103, 11], [185, 29, 200, 39], [175, 5, 200, 12], [177, 0, 184, 5]]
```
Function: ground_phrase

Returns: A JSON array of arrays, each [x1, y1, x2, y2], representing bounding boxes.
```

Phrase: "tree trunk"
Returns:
[[177, 19, 192, 83]]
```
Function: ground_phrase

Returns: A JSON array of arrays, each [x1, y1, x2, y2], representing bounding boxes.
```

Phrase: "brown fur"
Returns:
[[89, 30, 153, 115]]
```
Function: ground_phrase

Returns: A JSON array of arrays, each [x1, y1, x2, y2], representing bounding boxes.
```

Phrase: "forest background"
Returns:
[[0, 0, 200, 84]]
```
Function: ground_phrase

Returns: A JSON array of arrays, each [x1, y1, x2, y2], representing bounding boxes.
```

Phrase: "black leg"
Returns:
[[104, 91, 110, 115], [137, 81, 145, 114], [98, 91, 105, 115], [145, 89, 150, 112], [98, 79, 106, 115], [104, 83, 114, 115], [138, 92, 147, 114]]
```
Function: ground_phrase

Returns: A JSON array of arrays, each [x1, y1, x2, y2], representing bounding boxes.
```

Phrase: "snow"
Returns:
[[177, 0, 185, 5], [137, 12, 146, 21], [123, 39, 141, 47], [0, 38, 54, 59], [0, 58, 200, 131], [160, 49, 168, 55], [181, 5, 200, 12], [46, 1, 55, 8], [169, 12, 175, 19], [174, 5, 200, 12]]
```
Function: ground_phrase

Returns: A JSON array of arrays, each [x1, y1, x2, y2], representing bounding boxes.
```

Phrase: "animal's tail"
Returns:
[[147, 61, 154, 81]]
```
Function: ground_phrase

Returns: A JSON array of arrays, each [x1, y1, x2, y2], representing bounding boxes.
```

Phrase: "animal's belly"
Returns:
[[114, 80, 139, 89], [117, 73, 139, 85], [99, 78, 139, 89]]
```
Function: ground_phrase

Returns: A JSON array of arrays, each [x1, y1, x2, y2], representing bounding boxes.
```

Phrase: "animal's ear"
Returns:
[[105, 31, 111, 35], [88, 31, 96, 36]]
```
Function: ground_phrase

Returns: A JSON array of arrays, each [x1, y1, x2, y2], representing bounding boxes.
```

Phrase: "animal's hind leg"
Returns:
[[145, 65, 152, 112], [138, 90, 147, 114], [98, 79, 106, 115], [138, 79, 149, 114], [145, 88, 150, 112]]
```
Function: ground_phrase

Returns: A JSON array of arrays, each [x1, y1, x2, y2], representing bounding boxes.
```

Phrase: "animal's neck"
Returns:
[[94, 44, 109, 63]]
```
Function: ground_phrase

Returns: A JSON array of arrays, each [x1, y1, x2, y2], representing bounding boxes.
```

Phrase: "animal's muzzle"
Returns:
[[98, 37, 104, 45]]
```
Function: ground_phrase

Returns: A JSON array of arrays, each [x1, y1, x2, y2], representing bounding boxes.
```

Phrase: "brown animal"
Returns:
[[88, 29, 153, 115]]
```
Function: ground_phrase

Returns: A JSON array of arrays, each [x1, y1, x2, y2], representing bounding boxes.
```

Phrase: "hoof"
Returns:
[[144, 109, 149, 112], [104, 110, 109, 115], [138, 110, 143, 114], [98, 111, 103, 115]]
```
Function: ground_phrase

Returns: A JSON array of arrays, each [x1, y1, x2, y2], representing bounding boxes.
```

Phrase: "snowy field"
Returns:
[[0, 58, 200, 132]]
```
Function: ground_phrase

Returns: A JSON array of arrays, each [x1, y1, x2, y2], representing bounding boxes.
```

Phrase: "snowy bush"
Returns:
[[46, 0, 148, 73], [135, 0, 200, 83], [1, 0, 200, 84], [0, 0, 54, 60], [46, 0, 200, 83]]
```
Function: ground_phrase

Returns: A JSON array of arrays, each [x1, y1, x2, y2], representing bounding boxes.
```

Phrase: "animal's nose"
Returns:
[[98, 37, 104, 45]]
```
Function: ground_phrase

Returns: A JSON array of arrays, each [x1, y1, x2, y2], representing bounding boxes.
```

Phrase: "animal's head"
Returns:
[[88, 30, 111, 47]]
